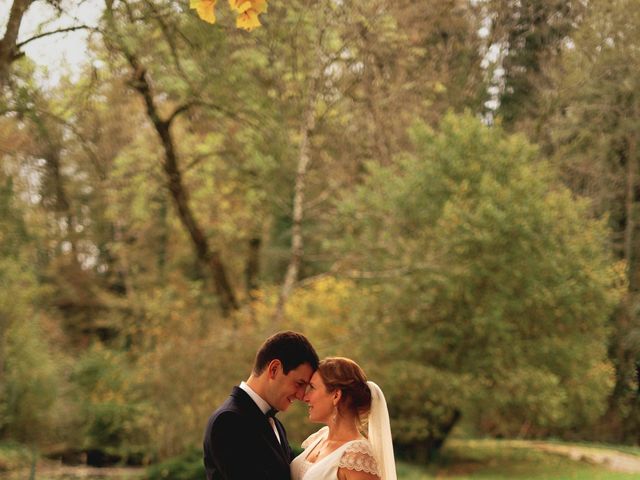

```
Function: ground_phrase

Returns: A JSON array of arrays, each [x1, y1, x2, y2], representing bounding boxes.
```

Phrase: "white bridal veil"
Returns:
[[367, 381, 397, 480]]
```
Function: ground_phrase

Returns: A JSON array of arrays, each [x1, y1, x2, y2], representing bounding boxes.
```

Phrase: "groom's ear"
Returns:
[[267, 359, 281, 379]]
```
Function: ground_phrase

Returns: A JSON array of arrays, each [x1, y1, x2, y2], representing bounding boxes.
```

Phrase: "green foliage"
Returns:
[[0, 314, 60, 444], [0, 441, 32, 472], [487, 0, 585, 128], [145, 447, 204, 480], [331, 112, 622, 456], [1, 0, 637, 468], [0, 177, 63, 446], [0, 179, 28, 258], [71, 344, 149, 460], [545, 0, 640, 442]]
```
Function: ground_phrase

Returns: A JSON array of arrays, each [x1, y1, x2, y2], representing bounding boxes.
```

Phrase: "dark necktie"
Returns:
[[266, 407, 278, 418], [266, 408, 282, 445]]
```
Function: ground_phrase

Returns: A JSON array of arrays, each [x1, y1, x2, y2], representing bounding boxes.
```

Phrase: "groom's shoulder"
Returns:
[[205, 403, 254, 441], [210, 389, 241, 414], [206, 388, 249, 424]]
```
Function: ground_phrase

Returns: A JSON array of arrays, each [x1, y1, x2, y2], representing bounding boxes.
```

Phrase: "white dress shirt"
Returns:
[[239, 381, 281, 444]]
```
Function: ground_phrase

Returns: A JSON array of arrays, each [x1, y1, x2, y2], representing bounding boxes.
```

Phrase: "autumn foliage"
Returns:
[[190, 0, 268, 31]]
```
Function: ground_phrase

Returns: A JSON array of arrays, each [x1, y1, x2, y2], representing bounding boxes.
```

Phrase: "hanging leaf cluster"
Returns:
[[190, 0, 268, 31]]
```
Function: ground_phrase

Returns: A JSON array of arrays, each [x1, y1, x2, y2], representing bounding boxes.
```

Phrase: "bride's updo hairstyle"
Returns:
[[318, 357, 372, 425]]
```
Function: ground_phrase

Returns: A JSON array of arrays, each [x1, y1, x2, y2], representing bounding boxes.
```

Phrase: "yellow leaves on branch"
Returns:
[[190, 0, 217, 24], [190, 0, 268, 31], [229, 0, 267, 30]]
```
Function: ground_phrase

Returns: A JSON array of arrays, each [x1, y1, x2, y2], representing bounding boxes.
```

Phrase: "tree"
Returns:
[[101, 0, 242, 315], [331, 112, 622, 458], [0, 0, 34, 89], [0, 0, 91, 91], [545, 0, 640, 442], [264, 0, 486, 318], [484, 0, 585, 130], [0, 174, 64, 447]]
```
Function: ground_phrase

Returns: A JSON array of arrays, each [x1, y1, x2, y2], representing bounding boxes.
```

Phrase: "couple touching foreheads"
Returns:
[[203, 331, 397, 480]]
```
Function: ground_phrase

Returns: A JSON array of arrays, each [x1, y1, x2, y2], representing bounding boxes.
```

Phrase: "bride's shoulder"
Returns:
[[301, 426, 329, 449], [344, 438, 374, 456], [338, 438, 379, 476]]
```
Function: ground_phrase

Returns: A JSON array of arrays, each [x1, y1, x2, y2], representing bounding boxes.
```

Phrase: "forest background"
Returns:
[[1, 0, 639, 474]]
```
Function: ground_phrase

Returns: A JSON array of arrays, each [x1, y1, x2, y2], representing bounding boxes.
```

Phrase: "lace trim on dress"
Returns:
[[338, 440, 380, 477], [301, 426, 328, 449]]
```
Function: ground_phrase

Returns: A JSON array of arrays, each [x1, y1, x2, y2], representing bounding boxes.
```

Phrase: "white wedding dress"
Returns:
[[290, 426, 381, 480]]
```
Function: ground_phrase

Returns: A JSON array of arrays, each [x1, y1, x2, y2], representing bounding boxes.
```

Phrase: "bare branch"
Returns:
[[166, 102, 197, 126], [16, 25, 93, 49]]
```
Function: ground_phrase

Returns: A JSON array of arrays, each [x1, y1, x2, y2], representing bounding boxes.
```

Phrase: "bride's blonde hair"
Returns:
[[317, 357, 372, 426]]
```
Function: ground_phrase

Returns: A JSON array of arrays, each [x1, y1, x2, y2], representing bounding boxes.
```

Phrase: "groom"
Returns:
[[203, 331, 319, 480]]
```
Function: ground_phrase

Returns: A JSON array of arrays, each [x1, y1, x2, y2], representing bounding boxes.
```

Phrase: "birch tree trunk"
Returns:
[[274, 84, 319, 322]]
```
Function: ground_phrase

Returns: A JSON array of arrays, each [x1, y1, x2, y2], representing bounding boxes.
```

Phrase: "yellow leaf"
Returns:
[[236, 10, 262, 30], [252, 0, 268, 14], [236, 1, 253, 13], [227, 0, 242, 12], [191, 0, 217, 24], [231, 0, 266, 31]]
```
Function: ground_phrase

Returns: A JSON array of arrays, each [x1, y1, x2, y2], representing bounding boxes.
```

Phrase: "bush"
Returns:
[[145, 448, 204, 480], [0, 441, 32, 472], [0, 306, 61, 444], [70, 344, 149, 463]]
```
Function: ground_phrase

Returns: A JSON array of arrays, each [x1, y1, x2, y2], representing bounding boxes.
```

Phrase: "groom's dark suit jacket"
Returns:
[[203, 386, 293, 480]]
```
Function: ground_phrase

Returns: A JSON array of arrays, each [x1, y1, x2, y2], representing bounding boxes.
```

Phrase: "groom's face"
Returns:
[[266, 361, 314, 412]]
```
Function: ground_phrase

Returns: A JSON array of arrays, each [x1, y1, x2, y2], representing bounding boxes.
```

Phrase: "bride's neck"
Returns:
[[326, 416, 361, 441]]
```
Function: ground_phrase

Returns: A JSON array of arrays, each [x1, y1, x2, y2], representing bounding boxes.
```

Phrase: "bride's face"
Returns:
[[303, 371, 337, 424]]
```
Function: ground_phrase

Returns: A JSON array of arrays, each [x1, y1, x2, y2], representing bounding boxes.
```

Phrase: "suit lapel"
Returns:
[[273, 417, 292, 461], [231, 387, 290, 463]]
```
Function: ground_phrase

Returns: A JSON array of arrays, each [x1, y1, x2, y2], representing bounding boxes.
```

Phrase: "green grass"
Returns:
[[539, 440, 640, 458], [0, 441, 32, 472], [396, 440, 640, 479], [2, 439, 639, 479], [145, 447, 204, 480]]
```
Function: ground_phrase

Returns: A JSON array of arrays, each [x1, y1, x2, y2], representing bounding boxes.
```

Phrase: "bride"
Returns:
[[290, 357, 396, 480]]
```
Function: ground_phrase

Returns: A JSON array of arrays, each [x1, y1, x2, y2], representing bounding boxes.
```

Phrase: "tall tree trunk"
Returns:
[[156, 192, 168, 281], [104, 1, 238, 316], [0, 0, 33, 89], [609, 133, 640, 441], [274, 88, 318, 322], [245, 237, 261, 300], [133, 63, 238, 316], [625, 136, 637, 290], [30, 108, 79, 258]]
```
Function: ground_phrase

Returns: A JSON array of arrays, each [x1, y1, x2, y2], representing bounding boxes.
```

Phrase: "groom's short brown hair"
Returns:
[[253, 331, 319, 375]]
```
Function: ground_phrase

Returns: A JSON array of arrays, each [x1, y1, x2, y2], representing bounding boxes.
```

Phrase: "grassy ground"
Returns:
[[2, 439, 640, 479], [396, 440, 640, 479], [539, 440, 640, 458], [0, 441, 33, 472]]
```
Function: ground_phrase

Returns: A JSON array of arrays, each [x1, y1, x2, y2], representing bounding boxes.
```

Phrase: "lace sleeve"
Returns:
[[301, 426, 328, 449], [338, 440, 380, 477]]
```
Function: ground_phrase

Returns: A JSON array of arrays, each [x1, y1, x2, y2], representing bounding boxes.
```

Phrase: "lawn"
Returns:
[[396, 440, 640, 479], [2, 439, 639, 479], [0, 441, 33, 472]]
